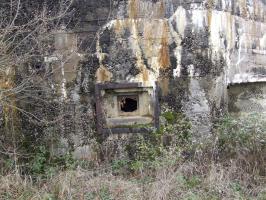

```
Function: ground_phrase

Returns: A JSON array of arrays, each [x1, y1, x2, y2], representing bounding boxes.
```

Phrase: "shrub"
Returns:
[[214, 114, 266, 174], [115, 111, 193, 174], [25, 145, 77, 177]]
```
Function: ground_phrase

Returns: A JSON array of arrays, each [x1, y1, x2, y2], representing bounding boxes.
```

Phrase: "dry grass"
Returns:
[[0, 157, 265, 200], [0, 114, 265, 199], [0, 170, 143, 200]]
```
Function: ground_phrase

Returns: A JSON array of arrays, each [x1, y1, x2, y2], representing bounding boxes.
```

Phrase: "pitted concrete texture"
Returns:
[[5, 0, 266, 159]]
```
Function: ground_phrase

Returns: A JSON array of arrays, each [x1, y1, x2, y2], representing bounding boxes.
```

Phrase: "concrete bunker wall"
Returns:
[[90, 0, 266, 136], [48, 0, 266, 136], [5, 0, 266, 159]]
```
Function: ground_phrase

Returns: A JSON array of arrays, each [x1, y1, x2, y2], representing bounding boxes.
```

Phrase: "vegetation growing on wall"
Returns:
[[0, 0, 75, 175], [0, 114, 265, 199], [0, 0, 266, 199]]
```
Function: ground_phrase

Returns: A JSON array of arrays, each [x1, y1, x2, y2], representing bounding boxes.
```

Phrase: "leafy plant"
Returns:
[[185, 176, 202, 189], [99, 186, 113, 200], [28, 145, 77, 176], [160, 111, 192, 146], [111, 159, 130, 175], [31, 146, 49, 174], [215, 114, 266, 160]]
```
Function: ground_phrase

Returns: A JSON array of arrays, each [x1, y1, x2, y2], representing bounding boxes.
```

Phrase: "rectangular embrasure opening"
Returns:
[[95, 82, 159, 133], [118, 95, 139, 116]]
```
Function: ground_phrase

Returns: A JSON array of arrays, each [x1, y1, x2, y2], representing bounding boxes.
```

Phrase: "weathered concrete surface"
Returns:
[[3, 0, 266, 159], [85, 0, 265, 135], [46, 0, 266, 138], [228, 82, 266, 114]]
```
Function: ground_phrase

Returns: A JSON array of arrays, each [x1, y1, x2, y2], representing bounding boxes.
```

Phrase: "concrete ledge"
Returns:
[[228, 74, 266, 85]]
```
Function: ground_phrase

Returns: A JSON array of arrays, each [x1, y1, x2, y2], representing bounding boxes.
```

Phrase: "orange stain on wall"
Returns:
[[142, 67, 149, 82], [158, 22, 170, 69], [96, 66, 112, 82], [159, 77, 169, 96], [129, 0, 139, 19]]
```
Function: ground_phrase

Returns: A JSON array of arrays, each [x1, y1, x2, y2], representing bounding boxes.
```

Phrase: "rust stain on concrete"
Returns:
[[142, 67, 149, 82], [96, 66, 112, 82], [158, 22, 170, 69], [115, 20, 123, 35], [207, 9, 212, 27], [158, 1, 165, 18], [129, 0, 139, 19], [143, 21, 154, 59], [158, 77, 169, 96]]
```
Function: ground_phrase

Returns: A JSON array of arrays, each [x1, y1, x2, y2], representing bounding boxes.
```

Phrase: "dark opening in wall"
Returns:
[[95, 82, 159, 134], [118, 95, 138, 112]]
